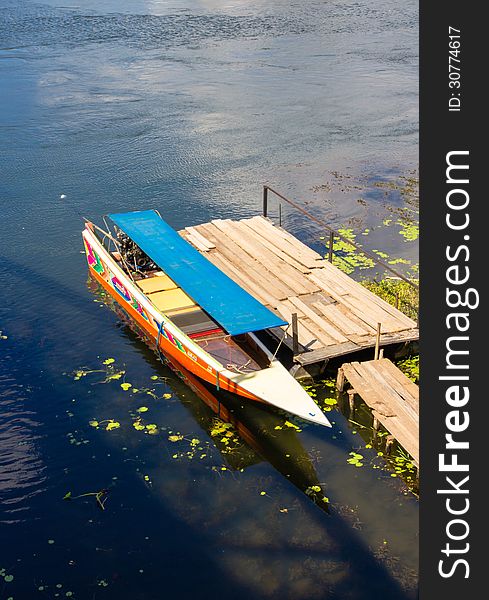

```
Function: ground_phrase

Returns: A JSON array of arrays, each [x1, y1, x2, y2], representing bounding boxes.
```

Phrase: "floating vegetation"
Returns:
[[361, 277, 419, 321], [63, 488, 110, 510], [0, 329, 8, 340], [132, 416, 159, 435], [89, 419, 120, 431], [347, 452, 364, 468], [305, 485, 329, 505], [1, 567, 14, 583], [397, 355, 419, 383], [326, 228, 376, 274], [397, 220, 419, 242]]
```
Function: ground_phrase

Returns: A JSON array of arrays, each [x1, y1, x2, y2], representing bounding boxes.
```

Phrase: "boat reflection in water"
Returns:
[[88, 275, 329, 513]]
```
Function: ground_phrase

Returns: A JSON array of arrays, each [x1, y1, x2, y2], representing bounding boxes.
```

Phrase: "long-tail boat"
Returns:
[[82, 209, 330, 427]]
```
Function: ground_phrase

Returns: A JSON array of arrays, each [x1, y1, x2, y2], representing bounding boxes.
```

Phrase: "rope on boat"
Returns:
[[269, 323, 291, 365], [156, 320, 165, 364]]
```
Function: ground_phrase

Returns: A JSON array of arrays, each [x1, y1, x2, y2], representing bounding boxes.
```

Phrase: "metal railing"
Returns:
[[262, 185, 419, 321]]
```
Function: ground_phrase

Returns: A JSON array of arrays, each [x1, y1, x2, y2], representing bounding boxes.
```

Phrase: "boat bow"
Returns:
[[223, 361, 332, 427]]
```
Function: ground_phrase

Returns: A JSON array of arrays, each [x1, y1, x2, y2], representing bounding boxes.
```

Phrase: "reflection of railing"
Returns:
[[262, 185, 419, 321]]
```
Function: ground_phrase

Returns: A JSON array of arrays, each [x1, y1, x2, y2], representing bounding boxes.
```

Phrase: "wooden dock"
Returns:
[[336, 358, 419, 466], [178, 216, 418, 368]]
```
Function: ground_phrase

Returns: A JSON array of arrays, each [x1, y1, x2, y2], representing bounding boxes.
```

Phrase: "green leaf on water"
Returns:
[[150, 375, 158, 380], [137, 406, 149, 413], [106, 372, 123, 381], [103, 358, 115, 365], [284, 420, 301, 431], [4, 574, 14, 582], [168, 434, 183, 442], [120, 382, 132, 391], [106, 421, 120, 431], [89, 420, 99, 428], [63, 491, 72, 500]]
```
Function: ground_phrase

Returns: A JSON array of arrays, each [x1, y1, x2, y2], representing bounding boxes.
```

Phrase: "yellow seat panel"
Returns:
[[150, 288, 196, 313], [137, 274, 178, 295]]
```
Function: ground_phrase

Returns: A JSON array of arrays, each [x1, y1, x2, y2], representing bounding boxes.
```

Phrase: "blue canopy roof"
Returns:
[[109, 210, 288, 336]]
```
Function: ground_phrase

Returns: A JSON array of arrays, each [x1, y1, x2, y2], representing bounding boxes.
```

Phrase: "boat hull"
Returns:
[[82, 230, 264, 402]]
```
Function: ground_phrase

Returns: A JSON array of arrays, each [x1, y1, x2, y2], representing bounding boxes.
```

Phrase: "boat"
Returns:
[[82, 209, 331, 427]]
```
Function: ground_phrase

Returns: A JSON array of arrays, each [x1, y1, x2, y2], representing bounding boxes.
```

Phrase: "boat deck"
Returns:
[[336, 358, 419, 466], [178, 216, 418, 367]]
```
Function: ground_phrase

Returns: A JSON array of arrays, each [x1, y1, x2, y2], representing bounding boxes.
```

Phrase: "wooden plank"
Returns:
[[274, 303, 322, 350], [239, 220, 312, 274], [294, 329, 418, 365], [287, 296, 348, 344], [315, 259, 417, 328], [268, 326, 321, 352], [341, 362, 395, 417], [309, 267, 404, 330], [211, 219, 319, 295], [368, 360, 419, 414], [375, 358, 419, 400], [302, 291, 336, 307], [184, 226, 216, 250], [197, 222, 295, 300], [280, 299, 337, 347], [182, 231, 211, 253], [312, 301, 372, 336], [206, 253, 277, 308], [307, 276, 395, 332], [373, 411, 419, 466], [307, 268, 353, 297], [295, 341, 361, 365], [247, 216, 323, 266], [355, 362, 418, 424], [335, 303, 378, 334]]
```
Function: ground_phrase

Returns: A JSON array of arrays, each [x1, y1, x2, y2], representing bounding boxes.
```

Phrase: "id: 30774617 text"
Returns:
[[448, 26, 461, 112]]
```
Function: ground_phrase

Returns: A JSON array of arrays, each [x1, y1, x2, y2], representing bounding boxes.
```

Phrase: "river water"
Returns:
[[1, 1, 418, 598]]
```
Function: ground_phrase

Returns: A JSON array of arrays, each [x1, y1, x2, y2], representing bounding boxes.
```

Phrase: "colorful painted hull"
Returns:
[[82, 223, 331, 427], [82, 227, 263, 402]]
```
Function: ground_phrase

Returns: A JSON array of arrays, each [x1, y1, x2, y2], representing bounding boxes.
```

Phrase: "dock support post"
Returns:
[[279, 203, 282, 227], [385, 435, 395, 455], [374, 322, 381, 360], [395, 292, 399, 309], [373, 416, 380, 433], [262, 185, 268, 218], [347, 388, 356, 415], [336, 367, 345, 391], [291, 312, 299, 355], [328, 231, 334, 263]]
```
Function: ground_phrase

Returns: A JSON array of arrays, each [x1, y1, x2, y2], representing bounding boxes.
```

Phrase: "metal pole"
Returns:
[[263, 186, 268, 217], [328, 230, 334, 263], [292, 313, 299, 355]]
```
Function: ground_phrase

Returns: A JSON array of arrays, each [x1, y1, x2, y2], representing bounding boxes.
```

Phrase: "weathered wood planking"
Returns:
[[337, 358, 419, 466], [179, 216, 419, 366]]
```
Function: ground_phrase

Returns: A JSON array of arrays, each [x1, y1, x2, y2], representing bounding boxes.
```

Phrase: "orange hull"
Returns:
[[84, 241, 262, 402]]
